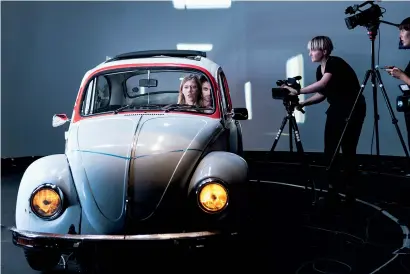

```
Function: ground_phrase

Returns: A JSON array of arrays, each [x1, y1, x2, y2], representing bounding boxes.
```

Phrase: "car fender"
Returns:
[[188, 151, 248, 194], [15, 154, 82, 235]]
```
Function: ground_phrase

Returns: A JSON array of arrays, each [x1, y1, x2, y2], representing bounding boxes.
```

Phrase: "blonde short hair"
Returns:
[[307, 36, 334, 56]]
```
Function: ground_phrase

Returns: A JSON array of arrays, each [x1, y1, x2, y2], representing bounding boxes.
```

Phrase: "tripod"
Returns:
[[268, 99, 317, 205], [327, 23, 410, 175]]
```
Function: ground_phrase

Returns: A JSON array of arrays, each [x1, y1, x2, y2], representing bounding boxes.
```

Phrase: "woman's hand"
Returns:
[[385, 67, 405, 80], [296, 101, 305, 111], [281, 85, 299, 95]]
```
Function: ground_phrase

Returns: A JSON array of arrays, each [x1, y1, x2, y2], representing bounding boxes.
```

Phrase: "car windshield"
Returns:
[[80, 68, 215, 116]]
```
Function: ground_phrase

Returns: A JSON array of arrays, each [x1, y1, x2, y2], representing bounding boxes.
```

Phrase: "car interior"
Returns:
[[81, 69, 215, 115]]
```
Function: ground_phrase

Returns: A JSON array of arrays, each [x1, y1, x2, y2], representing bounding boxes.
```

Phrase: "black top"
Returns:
[[404, 61, 410, 98], [405, 61, 410, 78], [316, 56, 365, 116]]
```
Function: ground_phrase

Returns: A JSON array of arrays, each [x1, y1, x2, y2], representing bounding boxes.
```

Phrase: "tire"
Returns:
[[24, 249, 61, 271]]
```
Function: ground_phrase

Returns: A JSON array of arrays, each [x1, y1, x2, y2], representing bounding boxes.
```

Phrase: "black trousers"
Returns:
[[324, 102, 366, 196], [405, 111, 410, 151]]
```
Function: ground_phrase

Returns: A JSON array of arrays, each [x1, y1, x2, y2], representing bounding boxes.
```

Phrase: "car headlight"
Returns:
[[197, 179, 229, 213], [30, 184, 64, 220]]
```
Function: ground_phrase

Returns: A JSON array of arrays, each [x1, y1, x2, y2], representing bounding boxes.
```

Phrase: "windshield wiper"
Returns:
[[161, 104, 213, 112], [135, 104, 166, 109], [114, 104, 166, 114], [114, 105, 133, 114]]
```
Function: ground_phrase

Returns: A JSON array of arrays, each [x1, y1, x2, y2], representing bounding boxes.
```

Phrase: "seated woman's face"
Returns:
[[182, 79, 199, 104], [202, 81, 211, 97], [202, 81, 212, 107]]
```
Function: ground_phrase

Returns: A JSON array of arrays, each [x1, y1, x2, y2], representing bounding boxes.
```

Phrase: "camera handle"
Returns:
[[326, 24, 410, 175], [268, 102, 317, 206]]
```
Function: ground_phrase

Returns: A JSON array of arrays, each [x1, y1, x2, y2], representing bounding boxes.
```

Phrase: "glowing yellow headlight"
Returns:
[[198, 183, 228, 213], [31, 187, 63, 218]]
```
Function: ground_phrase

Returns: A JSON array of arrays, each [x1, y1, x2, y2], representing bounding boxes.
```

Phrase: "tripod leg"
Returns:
[[371, 69, 381, 159], [289, 115, 317, 205], [289, 117, 293, 153], [326, 70, 372, 173], [374, 70, 410, 160], [269, 115, 289, 154]]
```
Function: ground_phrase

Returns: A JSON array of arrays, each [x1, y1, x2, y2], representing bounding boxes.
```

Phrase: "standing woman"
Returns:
[[385, 17, 410, 150], [283, 36, 367, 203]]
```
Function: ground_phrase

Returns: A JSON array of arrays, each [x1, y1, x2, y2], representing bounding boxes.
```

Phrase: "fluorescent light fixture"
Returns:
[[173, 0, 185, 9], [286, 54, 305, 124], [173, 0, 232, 9], [176, 43, 213, 52], [244, 81, 252, 120]]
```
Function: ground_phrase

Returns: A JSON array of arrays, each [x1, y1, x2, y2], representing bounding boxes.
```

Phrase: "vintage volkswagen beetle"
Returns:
[[11, 50, 250, 271]]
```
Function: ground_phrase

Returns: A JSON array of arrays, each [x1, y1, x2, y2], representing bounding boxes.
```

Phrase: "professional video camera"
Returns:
[[271, 76, 302, 104], [397, 84, 410, 113], [344, 1, 385, 30]]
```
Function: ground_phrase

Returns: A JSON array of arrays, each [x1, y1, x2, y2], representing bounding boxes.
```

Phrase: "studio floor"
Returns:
[[1, 156, 410, 274]]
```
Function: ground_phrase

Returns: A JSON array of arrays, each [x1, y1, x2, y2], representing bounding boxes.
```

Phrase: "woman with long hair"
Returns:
[[177, 74, 203, 106]]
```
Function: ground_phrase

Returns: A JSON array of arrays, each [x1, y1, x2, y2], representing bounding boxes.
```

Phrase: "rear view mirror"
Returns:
[[52, 114, 70, 127], [139, 79, 158, 88], [233, 108, 248, 120]]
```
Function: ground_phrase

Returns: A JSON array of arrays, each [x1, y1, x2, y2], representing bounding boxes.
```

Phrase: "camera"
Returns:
[[344, 1, 385, 30], [271, 76, 302, 103], [397, 84, 410, 113]]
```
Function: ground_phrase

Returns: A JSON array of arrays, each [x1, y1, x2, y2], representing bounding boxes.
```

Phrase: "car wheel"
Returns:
[[24, 249, 61, 271]]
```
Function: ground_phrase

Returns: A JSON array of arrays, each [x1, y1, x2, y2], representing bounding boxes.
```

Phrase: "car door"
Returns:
[[217, 68, 242, 155]]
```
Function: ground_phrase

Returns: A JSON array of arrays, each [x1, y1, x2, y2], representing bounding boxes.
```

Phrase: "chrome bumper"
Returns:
[[10, 226, 231, 250]]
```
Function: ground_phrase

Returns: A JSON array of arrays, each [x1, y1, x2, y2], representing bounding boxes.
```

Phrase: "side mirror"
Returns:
[[233, 108, 248, 120], [52, 114, 70, 127]]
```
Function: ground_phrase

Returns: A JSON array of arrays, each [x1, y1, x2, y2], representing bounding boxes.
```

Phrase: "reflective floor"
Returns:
[[2, 167, 410, 273]]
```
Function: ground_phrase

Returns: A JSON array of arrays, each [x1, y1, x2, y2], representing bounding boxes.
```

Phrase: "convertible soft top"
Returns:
[[79, 50, 221, 88]]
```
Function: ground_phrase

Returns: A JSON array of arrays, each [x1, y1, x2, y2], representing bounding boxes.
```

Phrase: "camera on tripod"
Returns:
[[271, 76, 302, 104], [344, 1, 385, 30]]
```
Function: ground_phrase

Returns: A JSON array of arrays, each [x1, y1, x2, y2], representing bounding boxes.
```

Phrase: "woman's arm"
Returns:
[[300, 73, 332, 94], [400, 72, 410, 86], [386, 67, 410, 85], [284, 73, 332, 95], [300, 92, 326, 107]]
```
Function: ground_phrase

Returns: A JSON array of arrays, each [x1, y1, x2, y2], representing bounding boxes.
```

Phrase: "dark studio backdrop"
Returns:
[[2, 1, 409, 158]]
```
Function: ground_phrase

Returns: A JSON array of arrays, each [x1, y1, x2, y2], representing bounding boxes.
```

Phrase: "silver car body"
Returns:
[[12, 51, 249, 248]]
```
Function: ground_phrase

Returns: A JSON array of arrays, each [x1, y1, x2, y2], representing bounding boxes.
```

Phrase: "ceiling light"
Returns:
[[176, 43, 213, 52], [173, 0, 232, 9]]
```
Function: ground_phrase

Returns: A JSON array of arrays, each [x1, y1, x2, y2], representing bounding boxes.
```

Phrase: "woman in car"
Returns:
[[178, 74, 203, 106], [199, 75, 213, 108]]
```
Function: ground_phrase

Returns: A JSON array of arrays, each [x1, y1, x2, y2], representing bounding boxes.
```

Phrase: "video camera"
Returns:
[[344, 1, 385, 30], [271, 76, 302, 104], [397, 84, 410, 113]]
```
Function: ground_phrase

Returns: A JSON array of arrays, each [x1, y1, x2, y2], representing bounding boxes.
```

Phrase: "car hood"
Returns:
[[72, 114, 223, 224]]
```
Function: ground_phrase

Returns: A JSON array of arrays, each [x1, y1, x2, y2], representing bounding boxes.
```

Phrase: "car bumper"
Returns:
[[10, 226, 235, 251]]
